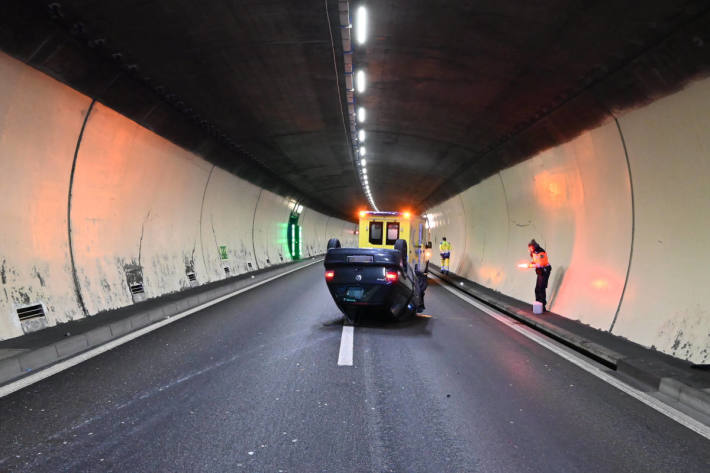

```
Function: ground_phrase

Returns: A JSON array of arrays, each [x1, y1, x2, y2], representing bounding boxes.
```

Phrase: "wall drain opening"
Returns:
[[17, 304, 45, 321], [266, 258, 271, 265], [185, 262, 198, 287], [130, 283, 145, 294], [125, 264, 146, 303], [17, 303, 48, 334], [224, 267, 230, 276], [247, 262, 253, 269]]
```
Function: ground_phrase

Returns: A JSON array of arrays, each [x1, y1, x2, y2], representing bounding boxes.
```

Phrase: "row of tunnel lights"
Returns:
[[351, 6, 377, 211]]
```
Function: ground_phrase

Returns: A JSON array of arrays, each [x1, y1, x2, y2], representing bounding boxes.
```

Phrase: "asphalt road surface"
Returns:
[[0, 263, 708, 472]]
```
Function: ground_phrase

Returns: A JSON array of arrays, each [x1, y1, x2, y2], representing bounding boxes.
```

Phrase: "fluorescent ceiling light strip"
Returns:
[[358, 107, 366, 122], [356, 70, 366, 93], [356, 7, 367, 44]]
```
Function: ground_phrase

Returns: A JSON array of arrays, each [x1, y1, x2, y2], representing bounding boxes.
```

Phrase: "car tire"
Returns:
[[394, 239, 407, 265], [327, 238, 341, 250]]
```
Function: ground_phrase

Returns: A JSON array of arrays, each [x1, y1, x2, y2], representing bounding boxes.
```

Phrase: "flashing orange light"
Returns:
[[592, 278, 609, 290], [325, 270, 335, 281], [385, 270, 398, 282], [402, 211, 411, 219], [517, 263, 530, 269], [359, 210, 367, 218]]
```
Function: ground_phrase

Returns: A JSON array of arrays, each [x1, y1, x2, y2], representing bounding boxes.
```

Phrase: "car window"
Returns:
[[369, 221, 383, 244], [386, 222, 400, 245]]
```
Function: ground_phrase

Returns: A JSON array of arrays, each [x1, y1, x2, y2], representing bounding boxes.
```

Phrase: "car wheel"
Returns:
[[327, 238, 341, 250], [394, 238, 407, 265]]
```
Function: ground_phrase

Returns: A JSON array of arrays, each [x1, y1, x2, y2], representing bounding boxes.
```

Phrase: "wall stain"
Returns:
[[14, 288, 31, 305], [657, 305, 709, 363], [124, 264, 143, 283], [671, 331, 684, 351], [190, 242, 197, 274], [32, 267, 46, 287], [137, 209, 152, 267], [0, 259, 6, 284], [209, 215, 225, 275], [100, 278, 111, 293]]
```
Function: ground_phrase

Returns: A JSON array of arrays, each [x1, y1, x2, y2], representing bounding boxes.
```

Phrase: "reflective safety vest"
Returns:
[[531, 250, 549, 268], [440, 241, 452, 252]]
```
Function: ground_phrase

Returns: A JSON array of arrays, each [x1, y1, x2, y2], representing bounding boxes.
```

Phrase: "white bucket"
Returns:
[[532, 301, 544, 314]]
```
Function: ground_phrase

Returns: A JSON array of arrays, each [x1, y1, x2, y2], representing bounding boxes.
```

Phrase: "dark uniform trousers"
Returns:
[[535, 266, 552, 306]]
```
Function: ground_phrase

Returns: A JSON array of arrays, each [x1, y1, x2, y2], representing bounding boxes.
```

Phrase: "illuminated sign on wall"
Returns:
[[287, 213, 302, 260]]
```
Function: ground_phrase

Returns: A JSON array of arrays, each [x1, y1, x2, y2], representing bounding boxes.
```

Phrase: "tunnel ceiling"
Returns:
[[1, 1, 709, 220]]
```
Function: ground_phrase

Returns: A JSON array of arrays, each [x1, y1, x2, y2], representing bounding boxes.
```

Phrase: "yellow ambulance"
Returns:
[[357, 210, 431, 272]]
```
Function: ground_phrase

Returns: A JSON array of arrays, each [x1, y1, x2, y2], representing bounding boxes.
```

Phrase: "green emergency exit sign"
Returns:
[[287, 217, 302, 260]]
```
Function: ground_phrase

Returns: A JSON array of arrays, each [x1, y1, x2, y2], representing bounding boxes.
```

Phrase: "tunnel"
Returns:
[[1, 1, 710, 471]]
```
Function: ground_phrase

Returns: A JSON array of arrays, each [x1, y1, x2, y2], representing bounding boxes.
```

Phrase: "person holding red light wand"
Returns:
[[522, 239, 551, 312]]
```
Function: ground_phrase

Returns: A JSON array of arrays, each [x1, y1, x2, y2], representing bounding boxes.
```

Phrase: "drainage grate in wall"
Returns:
[[247, 262, 253, 269], [266, 259, 271, 264], [130, 283, 145, 295], [187, 272, 196, 282], [17, 304, 45, 321], [224, 267, 230, 275]]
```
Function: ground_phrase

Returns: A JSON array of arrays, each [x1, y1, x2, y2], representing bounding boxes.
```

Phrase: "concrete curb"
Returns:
[[0, 258, 322, 391], [432, 269, 623, 367], [659, 378, 710, 418], [431, 267, 710, 419]]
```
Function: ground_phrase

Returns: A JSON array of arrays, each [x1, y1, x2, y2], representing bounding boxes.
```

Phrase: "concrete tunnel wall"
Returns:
[[427, 77, 710, 364], [0, 52, 356, 340]]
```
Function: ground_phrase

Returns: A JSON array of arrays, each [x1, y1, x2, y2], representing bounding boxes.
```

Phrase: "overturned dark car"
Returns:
[[324, 240, 425, 324], [322, 211, 431, 324]]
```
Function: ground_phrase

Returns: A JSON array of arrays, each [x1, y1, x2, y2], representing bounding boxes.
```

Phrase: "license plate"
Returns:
[[345, 287, 364, 300], [347, 255, 373, 263]]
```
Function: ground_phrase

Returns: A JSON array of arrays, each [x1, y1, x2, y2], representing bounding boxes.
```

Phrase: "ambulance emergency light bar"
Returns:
[[358, 210, 412, 219]]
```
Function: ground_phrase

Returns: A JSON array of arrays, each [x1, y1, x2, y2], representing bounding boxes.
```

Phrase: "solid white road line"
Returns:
[[338, 325, 354, 366], [432, 274, 710, 440], [0, 258, 324, 399]]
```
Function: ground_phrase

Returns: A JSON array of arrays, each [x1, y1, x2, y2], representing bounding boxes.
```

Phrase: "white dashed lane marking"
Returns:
[[337, 325, 354, 366]]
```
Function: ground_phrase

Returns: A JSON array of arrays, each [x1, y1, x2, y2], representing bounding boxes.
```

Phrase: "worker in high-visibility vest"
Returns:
[[439, 237, 452, 274], [527, 239, 552, 312]]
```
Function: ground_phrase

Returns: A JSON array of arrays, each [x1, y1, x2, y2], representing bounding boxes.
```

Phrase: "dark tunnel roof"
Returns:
[[1, 1, 709, 220]]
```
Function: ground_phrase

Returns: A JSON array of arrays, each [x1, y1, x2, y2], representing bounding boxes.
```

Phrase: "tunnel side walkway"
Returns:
[[429, 265, 710, 420], [0, 257, 324, 390]]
